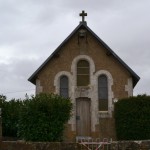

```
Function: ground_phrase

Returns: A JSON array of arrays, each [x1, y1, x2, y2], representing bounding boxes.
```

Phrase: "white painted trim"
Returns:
[[54, 71, 72, 97], [54, 71, 76, 131], [94, 70, 114, 118], [71, 55, 95, 87], [125, 78, 133, 97], [71, 55, 97, 132], [36, 79, 43, 94]]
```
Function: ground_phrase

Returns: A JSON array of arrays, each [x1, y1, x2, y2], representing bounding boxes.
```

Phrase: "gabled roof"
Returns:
[[28, 22, 140, 87]]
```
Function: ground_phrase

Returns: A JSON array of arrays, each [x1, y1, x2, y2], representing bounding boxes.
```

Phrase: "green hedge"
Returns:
[[115, 95, 150, 140], [0, 93, 72, 141], [0, 95, 22, 137], [18, 93, 72, 141]]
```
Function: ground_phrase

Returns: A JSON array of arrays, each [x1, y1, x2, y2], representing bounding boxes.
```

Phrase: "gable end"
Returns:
[[28, 22, 140, 87]]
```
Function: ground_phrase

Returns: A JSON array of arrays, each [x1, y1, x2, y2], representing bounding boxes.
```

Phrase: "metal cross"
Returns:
[[79, 10, 87, 22]]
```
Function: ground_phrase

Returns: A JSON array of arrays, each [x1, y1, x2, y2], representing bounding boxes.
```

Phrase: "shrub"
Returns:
[[115, 94, 150, 140], [0, 95, 22, 137], [18, 93, 72, 141]]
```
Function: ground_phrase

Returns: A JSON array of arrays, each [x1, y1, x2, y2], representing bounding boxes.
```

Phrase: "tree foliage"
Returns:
[[115, 94, 150, 140]]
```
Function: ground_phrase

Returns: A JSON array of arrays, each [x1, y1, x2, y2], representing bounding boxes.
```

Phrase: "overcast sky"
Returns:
[[0, 0, 150, 100]]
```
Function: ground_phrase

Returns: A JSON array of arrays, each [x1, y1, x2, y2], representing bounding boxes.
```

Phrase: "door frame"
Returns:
[[76, 97, 91, 137]]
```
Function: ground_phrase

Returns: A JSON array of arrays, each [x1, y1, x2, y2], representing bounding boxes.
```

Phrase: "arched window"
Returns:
[[77, 60, 90, 86], [60, 75, 69, 98], [98, 75, 108, 111]]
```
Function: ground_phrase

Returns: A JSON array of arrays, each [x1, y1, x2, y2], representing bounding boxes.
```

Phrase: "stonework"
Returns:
[[54, 71, 72, 96], [35, 79, 43, 94], [125, 78, 133, 97], [94, 70, 114, 118], [28, 22, 139, 141], [1, 140, 150, 150]]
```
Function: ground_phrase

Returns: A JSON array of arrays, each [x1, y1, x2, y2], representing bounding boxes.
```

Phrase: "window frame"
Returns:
[[98, 74, 108, 111], [77, 60, 90, 86], [60, 75, 69, 98]]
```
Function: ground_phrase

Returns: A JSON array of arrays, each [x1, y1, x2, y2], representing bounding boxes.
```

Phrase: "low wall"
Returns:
[[110, 140, 150, 150], [0, 141, 80, 150], [1, 140, 150, 150]]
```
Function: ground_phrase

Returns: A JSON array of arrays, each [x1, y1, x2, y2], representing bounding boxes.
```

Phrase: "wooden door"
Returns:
[[76, 98, 91, 136]]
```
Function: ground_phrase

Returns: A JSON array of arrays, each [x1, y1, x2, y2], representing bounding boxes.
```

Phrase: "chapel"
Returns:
[[28, 11, 140, 141]]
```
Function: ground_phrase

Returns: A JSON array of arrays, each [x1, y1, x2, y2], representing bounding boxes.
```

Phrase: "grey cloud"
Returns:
[[0, 57, 40, 99], [0, 0, 150, 99]]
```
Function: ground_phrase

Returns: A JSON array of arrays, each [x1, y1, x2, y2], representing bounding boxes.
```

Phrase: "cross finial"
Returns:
[[79, 10, 87, 23]]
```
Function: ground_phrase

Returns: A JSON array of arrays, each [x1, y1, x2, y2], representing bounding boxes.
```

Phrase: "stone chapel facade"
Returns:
[[28, 11, 140, 141]]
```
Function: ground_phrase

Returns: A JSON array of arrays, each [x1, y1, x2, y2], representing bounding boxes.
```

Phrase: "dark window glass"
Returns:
[[77, 60, 89, 86], [98, 75, 108, 111], [60, 76, 69, 98]]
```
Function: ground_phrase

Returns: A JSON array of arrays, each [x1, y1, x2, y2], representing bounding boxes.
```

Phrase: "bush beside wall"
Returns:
[[18, 93, 72, 142], [115, 95, 150, 140]]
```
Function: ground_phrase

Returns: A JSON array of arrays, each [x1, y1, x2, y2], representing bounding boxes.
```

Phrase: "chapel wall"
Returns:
[[37, 30, 130, 99], [35, 29, 132, 141]]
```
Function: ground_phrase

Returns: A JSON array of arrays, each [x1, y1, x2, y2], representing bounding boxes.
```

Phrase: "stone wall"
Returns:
[[1, 140, 150, 150], [110, 141, 150, 150], [0, 142, 80, 150]]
